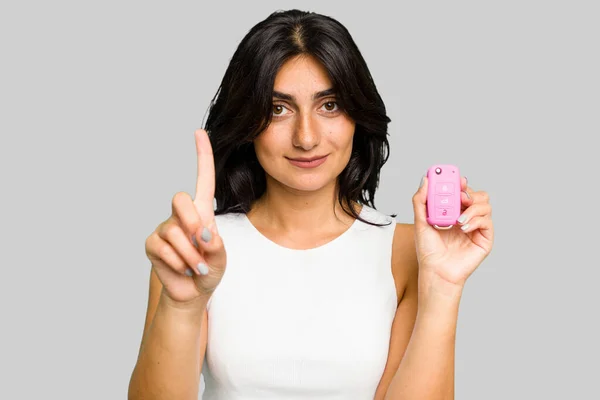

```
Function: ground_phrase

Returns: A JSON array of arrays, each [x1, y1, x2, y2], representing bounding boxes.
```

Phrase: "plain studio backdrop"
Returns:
[[1, 0, 598, 398]]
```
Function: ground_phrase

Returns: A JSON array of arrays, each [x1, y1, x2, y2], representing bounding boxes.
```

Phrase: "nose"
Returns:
[[292, 114, 320, 151]]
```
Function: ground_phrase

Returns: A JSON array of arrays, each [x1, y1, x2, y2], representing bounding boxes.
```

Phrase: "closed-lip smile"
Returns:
[[286, 154, 329, 169], [287, 155, 328, 162]]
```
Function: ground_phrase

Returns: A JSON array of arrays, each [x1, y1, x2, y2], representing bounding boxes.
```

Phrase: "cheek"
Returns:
[[328, 120, 355, 150], [254, 129, 283, 162]]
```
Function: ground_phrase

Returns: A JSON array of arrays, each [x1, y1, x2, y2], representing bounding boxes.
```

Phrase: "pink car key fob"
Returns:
[[425, 164, 462, 229]]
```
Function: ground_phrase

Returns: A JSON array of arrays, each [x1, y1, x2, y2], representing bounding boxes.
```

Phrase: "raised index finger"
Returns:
[[193, 129, 216, 222]]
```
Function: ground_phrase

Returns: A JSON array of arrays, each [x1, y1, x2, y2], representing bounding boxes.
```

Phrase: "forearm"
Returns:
[[128, 290, 208, 400], [385, 274, 463, 400]]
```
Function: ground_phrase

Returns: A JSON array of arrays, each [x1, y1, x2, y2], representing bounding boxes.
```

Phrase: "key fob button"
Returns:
[[436, 207, 453, 218], [436, 183, 454, 194], [436, 195, 453, 207]]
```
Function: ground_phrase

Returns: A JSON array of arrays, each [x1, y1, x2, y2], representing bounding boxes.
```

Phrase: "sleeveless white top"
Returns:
[[201, 205, 398, 400]]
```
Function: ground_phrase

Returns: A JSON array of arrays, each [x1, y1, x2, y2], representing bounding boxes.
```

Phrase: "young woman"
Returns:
[[128, 9, 494, 400]]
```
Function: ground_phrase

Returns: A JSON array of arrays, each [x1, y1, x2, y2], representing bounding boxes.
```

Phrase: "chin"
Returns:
[[272, 171, 336, 193]]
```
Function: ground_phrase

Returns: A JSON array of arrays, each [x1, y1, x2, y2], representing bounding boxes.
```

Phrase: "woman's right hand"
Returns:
[[145, 129, 227, 304]]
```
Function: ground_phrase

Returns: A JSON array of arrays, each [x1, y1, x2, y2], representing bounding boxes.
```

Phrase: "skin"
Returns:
[[131, 53, 494, 400], [248, 54, 359, 247]]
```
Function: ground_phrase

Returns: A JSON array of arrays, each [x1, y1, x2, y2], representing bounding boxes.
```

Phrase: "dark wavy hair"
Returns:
[[203, 9, 395, 227]]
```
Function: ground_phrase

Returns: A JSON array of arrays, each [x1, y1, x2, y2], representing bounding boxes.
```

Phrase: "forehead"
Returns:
[[273, 55, 333, 94]]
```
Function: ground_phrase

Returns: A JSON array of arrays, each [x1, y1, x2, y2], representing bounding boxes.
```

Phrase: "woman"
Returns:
[[128, 9, 494, 400]]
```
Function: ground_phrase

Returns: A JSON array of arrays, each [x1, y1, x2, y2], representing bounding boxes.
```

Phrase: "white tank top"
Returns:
[[201, 204, 398, 400]]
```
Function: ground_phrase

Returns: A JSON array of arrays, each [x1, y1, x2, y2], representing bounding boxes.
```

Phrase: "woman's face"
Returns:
[[253, 55, 356, 194]]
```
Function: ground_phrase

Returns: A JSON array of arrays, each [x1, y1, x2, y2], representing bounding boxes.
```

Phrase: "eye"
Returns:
[[321, 101, 339, 112], [273, 104, 289, 117]]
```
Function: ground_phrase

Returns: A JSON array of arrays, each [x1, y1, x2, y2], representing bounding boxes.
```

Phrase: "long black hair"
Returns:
[[203, 9, 395, 227]]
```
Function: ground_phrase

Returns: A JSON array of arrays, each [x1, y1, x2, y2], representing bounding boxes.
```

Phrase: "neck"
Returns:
[[248, 176, 360, 234]]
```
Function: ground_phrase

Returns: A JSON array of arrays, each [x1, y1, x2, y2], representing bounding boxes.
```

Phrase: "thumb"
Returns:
[[412, 175, 429, 225], [193, 219, 226, 269]]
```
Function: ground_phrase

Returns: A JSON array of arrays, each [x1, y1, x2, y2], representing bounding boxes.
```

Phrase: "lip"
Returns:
[[288, 155, 328, 162], [287, 154, 329, 168]]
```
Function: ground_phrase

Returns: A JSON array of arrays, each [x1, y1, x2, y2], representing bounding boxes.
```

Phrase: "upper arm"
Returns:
[[374, 223, 419, 400], [138, 267, 209, 375]]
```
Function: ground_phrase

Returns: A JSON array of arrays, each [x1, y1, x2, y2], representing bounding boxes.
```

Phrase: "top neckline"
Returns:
[[241, 205, 367, 253]]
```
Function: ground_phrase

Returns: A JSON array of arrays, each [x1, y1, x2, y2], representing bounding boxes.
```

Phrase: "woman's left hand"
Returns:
[[412, 175, 494, 291]]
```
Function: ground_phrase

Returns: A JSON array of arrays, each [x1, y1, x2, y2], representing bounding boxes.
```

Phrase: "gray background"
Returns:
[[1, 0, 598, 398]]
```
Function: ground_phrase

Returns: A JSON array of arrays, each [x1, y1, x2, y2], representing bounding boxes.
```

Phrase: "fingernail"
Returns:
[[197, 263, 209, 275], [461, 223, 470, 231], [192, 235, 198, 248], [465, 176, 468, 186], [463, 190, 471, 200], [457, 214, 467, 224], [201, 227, 212, 243], [185, 268, 193, 277], [419, 175, 425, 188]]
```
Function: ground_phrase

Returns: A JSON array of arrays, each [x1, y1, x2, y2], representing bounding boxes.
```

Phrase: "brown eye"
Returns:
[[273, 104, 288, 116], [322, 101, 338, 112]]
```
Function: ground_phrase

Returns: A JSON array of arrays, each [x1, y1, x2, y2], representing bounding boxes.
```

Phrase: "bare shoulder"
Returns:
[[373, 223, 420, 398], [391, 223, 418, 306]]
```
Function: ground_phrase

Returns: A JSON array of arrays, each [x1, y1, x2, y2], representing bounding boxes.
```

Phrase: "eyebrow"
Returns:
[[272, 88, 336, 102]]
